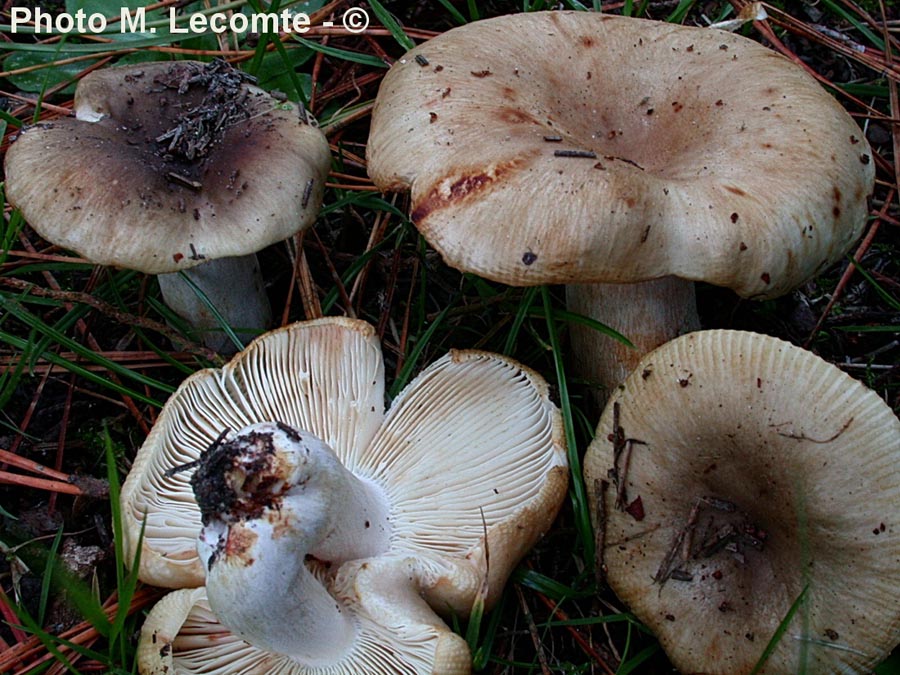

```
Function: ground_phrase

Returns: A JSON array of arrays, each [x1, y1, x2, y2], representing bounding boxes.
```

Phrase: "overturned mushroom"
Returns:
[[121, 318, 568, 673], [583, 330, 900, 674], [5, 60, 330, 352], [368, 12, 874, 400]]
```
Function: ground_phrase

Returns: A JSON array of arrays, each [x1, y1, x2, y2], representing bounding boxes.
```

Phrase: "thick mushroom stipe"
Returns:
[[192, 422, 390, 664], [583, 330, 900, 674], [157, 255, 272, 352]]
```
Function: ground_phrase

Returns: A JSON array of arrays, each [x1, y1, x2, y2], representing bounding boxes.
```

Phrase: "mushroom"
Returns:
[[4, 59, 330, 352], [582, 330, 900, 674], [120, 317, 568, 673], [367, 12, 875, 400]]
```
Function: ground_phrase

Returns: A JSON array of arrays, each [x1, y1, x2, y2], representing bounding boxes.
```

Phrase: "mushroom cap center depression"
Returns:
[[617, 417, 803, 594], [483, 47, 791, 181], [79, 61, 265, 189], [370, 13, 874, 293]]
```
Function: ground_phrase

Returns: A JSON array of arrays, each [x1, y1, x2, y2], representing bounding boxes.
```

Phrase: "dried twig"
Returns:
[[0, 277, 216, 360]]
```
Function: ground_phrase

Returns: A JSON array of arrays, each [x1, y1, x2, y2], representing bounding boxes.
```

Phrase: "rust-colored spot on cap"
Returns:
[[411, 155, 532, 223], [496, 107, 539, 125]]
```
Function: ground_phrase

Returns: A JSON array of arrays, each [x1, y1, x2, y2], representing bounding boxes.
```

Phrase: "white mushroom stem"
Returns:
[[193, 422, 392, 664], [157, 255, 272, 354], [566, 277, 700, 403]]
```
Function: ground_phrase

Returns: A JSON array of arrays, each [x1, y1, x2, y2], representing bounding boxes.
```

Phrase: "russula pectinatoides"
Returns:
[[367, 12, 874, 400], [5, 59, 331, 352], [583, 329, 900, 674], [121, 317, 569, 674]]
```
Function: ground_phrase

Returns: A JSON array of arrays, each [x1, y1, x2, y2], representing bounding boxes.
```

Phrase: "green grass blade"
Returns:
[[105, 424, 143, 664], [503, 287, 538, 356], [294, 37, 389, 68], [464, 586, 485, 653], [320, 229, 399, 313], [368, 0, 416, 51], [0, 110, 23, 129], [9, 606, 136, 673], [666, 0, 696, 23], [14, 538, 111, 638], [816, 0, 884, 50], [749, 584, 811, 675], [540, 286, 594, 564], [0, 328, 166, 407], [514, 567, 582, 599], [528, 307, 633, 348], [9, 609, 85, 675], [471, 587, 506, 670], [270, 37, 311, 108], [173, 272, 244, 352], [0, 326, 31, 410], [390, 298, 457, 397], [850, 257, 900, 311], [434, 0, 466, 24], [618, 643, 661, 674], [0, 295, 175, 395], [37, 527, 65, 626]]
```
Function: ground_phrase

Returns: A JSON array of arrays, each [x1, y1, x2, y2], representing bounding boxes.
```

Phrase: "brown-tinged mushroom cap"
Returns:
[[368, 12, 873, 298], [368, 12, 875, 400], [5, 60, 330, 274], [122, 317, 568, 674], [583, 330, 900, 674]]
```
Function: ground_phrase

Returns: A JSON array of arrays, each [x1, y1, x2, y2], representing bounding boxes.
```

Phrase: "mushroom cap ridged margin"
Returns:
[[122, 317, 568, 674], [582, 330, 900, 674], [367, 12, 874, 299], [4, 60, 330, 274], [137, 567, 474, 675], [121, 317, 386, 588]]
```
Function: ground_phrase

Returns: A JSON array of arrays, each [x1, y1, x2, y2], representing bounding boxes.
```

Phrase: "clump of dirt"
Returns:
[[176, 427, 287, 527]]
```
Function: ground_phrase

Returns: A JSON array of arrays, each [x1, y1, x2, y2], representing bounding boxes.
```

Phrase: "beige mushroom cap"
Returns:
[[5, 60, 330, 274], [583, 330, 900, 674], [122, 318, 567, 592], [137, 573, 473, 675], [368, 12, 874, 299], [122, 318, 568, 673]]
